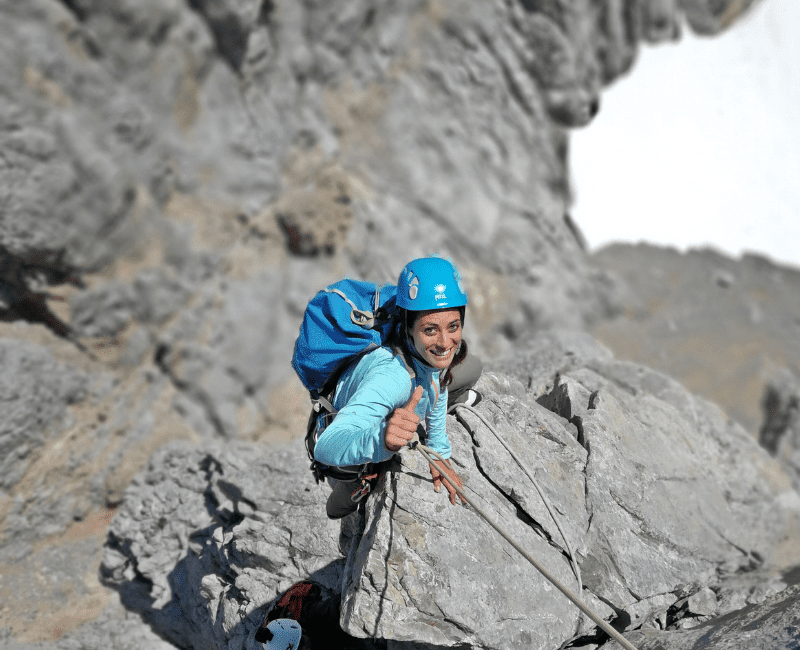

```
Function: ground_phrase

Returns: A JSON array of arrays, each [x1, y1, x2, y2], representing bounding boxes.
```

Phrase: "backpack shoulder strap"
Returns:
[[304, 335, 417, 484], [388, 341, 416, 383]]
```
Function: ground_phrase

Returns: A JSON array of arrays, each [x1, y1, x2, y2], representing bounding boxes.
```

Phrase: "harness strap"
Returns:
[[314, 396, 336, 415]]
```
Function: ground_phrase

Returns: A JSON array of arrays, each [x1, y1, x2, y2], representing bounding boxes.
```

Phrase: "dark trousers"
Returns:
[[326, 478, 366, 519]]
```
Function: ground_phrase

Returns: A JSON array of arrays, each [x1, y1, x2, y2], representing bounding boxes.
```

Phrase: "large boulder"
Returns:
[[100, 332, 800, 649]]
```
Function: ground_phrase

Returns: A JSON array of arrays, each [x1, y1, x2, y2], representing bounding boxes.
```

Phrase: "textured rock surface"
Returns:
[[0, 334, 201, 642], [100, 331, 800, 650], [339, 420, 585, 649], [100, 440, 348, 650], [604, 572, 800, 650], [0, 340, 86, 496], [759, 366, 800, 493], [0, 0, 776, 646], [0, 592, 178, 650], [589, 243, 800, 436]]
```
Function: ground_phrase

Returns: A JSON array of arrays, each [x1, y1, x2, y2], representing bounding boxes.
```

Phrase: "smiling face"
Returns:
[[410, 308, 462, 370]]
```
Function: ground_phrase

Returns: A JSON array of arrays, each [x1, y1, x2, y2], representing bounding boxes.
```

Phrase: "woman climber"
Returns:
[[313, 256, 483, 519]]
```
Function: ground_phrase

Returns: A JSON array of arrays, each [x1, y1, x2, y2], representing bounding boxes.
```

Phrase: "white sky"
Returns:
[[570, 0, 800, 270]]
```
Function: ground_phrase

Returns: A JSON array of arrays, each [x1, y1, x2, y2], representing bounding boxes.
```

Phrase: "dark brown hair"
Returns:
[[441, 338, 467, 391]]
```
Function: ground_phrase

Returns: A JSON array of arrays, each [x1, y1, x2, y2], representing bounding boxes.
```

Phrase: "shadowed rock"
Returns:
[[604, 575, 800, 650]]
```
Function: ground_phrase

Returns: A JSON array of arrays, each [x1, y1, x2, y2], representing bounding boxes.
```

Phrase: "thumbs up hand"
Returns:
[[385, 385, 423, 452]]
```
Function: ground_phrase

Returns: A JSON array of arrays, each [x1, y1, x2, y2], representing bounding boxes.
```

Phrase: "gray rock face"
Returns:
[[0, 1, 143, 270], [0, 0, 776, 647], [100, 332, 800, 650], [0, 592, 178, 650], [0, 0, 762, 401], [0, 340, 86, 495], [101, 440, 345, 650], [604, 574, 800, 650], [0, 332, 204, 643], [588, 243, 800, 437]]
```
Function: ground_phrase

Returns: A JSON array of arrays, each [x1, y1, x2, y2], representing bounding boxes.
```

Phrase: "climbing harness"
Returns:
[[405, 419, 640, 650]]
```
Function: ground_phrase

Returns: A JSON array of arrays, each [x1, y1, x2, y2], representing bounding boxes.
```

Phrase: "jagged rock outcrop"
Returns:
[[604, 574, 800, 650], [100, 331, 800, 650], [0, 0, 773, 645], [100, 440, 344, 650]]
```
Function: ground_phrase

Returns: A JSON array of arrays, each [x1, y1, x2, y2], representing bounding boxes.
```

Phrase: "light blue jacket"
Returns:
[[313, 347, 450, 467]]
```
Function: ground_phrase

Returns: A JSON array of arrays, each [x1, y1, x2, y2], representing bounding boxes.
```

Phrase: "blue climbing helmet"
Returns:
[[397, 257, 468, 311]]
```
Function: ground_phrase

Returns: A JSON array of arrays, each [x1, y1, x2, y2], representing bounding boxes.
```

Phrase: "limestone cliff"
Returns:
[[0, 0, 777, 647]]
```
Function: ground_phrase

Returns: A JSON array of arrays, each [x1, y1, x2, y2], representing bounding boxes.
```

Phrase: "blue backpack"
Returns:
[[292, 279, 414, 482]]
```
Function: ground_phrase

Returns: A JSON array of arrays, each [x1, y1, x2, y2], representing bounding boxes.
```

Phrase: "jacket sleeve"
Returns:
[[314, 354, 413, 467], [424, 385, 451, 460]]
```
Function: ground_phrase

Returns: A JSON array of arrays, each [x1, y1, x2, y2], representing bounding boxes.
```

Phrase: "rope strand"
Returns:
[[448, 402, 583, 595], [413, 438, 639, 650]]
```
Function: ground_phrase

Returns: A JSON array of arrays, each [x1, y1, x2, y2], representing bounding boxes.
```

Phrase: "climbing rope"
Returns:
[[410, 438, 638, 650], [448, 402, 583, 596], [404, 422, 639, 650]]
